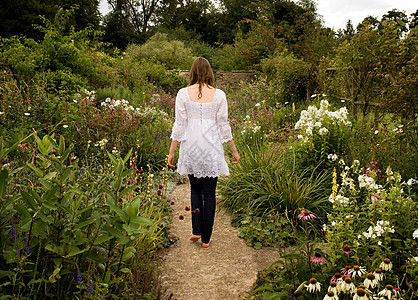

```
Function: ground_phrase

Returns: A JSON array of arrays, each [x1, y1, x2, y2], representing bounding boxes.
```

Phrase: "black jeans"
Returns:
[[188, 175, 218, 244]]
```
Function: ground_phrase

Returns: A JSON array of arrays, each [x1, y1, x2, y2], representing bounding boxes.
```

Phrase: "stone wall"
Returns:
[[179, 70, 256, 89]]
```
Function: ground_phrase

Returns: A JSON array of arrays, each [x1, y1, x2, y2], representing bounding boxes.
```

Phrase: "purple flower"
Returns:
[[310, 252, 326, 263], [194, 208, 200, 214], [297, 210, 316, 220]]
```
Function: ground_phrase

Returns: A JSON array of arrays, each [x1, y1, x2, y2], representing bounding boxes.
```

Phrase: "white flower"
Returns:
[[306, 278, 321, 293], [306, 127, 313, 136], [63, 125, 68, 128], [327, 153, 338, 162], [340, 278, 356, 294], [311, 94, 317, 98], [374, 130, 378, 134], [407, 178, 416, 186], [412, 229, 418, 239], [349, 265, 366, 278], [24, 112, 30, 116], [364, 273, 378, 289], [28, 106, 31, 110], [255, 103, 261, 107], [379, 259, 393, 271], [323, 291, 338, 300], [73, 100, 78, 103], [319, 127, 329, 135], [298, 135, 304, 140], [0, 111, 3, 115]]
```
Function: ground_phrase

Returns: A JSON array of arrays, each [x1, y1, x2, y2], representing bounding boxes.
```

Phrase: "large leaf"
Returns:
[[20, 190, 38, 211], [66, 245, 88, 257], [109, 204, 128, 222], [0, 169, 8, 198], [94, 235, 113, 245], [74, 218, 96, 230], [103, 225, 130, 245]]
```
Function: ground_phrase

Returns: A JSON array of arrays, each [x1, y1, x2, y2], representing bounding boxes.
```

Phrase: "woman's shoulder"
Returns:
[[215, 88, 226, 99]]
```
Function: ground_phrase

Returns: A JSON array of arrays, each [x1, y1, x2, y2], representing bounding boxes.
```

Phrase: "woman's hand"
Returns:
[[231, 151, 240, 164], [167, 140, 178, 168], [227, 140, 240, 164], [167, 153, 175, 168]]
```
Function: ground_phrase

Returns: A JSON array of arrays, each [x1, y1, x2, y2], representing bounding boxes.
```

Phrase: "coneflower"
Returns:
[[298, 210, 316, 220], [349, 265, 366, 278], [306, 278, 321, 293], [328, 281, 339, 294], [340, 276, 356, 294], [364, 273, 378, 289], [353, 288, 369, 300], [310, 252, 326, 263], [379, 258, 393, 272], [323, 290, 339, 300]]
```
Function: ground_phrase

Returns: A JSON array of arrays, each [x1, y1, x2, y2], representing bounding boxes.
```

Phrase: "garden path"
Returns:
[[158, 181, 280, 300]]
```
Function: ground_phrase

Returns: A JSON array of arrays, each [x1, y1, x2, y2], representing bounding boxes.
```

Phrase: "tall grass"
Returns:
[[219, 144, 331, 227]]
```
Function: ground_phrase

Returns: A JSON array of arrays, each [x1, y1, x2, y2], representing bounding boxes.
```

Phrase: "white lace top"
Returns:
[[170, 87, 233, 178]]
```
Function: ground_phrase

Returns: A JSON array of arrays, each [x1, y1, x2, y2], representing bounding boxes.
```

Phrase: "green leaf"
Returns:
[[66, 245, 88, 257], [74, 218, 95, 230], [121, 168, 134, 178], [121, 246, 136, 261], [20, 190, 37, 210], [44, 171, 57, 180], [0, 169, 8, 198], [39, 178, 52, 189], [120, 268, 131, 274], [123, 148, 133, 164], [59, 136, 65, 156], [107, 152, 118, 166], [109, 204, 128, 222], [61, 167, 72, 183], [27, 163, 44, 178], [93, 235, 113, 245], [14, 203, 31, 220], [103, 225, 130, 245], [130, 216, 153, 227]]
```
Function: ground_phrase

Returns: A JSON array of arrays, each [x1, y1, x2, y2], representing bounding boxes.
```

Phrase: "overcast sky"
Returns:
[[99, 0, 417, 31]]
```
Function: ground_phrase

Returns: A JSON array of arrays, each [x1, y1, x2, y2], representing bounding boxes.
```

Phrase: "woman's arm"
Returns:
[[167, 140, 178, 168], [227, 140, 240, 164]]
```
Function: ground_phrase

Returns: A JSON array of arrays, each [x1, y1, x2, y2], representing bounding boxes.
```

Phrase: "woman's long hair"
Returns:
[[188, 57, 215, 99]]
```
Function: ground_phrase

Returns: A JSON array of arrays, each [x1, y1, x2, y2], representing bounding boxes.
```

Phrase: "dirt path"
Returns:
[[157, 182, 280, 300]]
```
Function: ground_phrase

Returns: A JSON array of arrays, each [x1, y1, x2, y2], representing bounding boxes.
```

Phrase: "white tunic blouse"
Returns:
[[170, 87, 233, 178]]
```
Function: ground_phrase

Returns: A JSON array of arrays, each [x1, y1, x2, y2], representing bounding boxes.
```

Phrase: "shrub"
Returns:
[[125, 33, 194, 70], [0, 134, 171, 299], [219, 144, 330, 247], [261, 49, 313, 103]]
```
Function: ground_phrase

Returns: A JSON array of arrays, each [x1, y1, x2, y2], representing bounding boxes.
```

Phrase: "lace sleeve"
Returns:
[[170, 89, 188, 142], [216, 91, 233, 143]]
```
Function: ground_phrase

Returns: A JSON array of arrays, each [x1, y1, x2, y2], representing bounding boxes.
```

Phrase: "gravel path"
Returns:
[[157, 181, 280, 300]]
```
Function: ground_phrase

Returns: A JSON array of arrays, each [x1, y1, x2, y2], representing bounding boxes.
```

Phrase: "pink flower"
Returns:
[[342, 245, 353, 255], [194, 208, 200, 214], [298, 210, 316, 220], [310, 252, 326, 263], [341, 266, 353, 276]]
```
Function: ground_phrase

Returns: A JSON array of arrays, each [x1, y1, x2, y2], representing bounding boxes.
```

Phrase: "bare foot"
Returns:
[[189, 235, 201, 241], [202, 240, 211, 248]]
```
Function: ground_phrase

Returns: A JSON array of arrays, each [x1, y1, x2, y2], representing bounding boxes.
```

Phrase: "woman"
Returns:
[[167, 57, 240, 248]]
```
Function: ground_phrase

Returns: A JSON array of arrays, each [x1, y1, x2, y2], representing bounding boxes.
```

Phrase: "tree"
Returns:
[[0, 0, 100, 39], [106, 0, 162, 34]]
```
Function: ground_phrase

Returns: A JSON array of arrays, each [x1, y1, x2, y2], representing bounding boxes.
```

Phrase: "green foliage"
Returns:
[[126, 33, 194, 70], [0, 134, 171, 299], [219, 144, 331, 247], [261, 49, 312, 103], [61, 90, 172, 171]]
